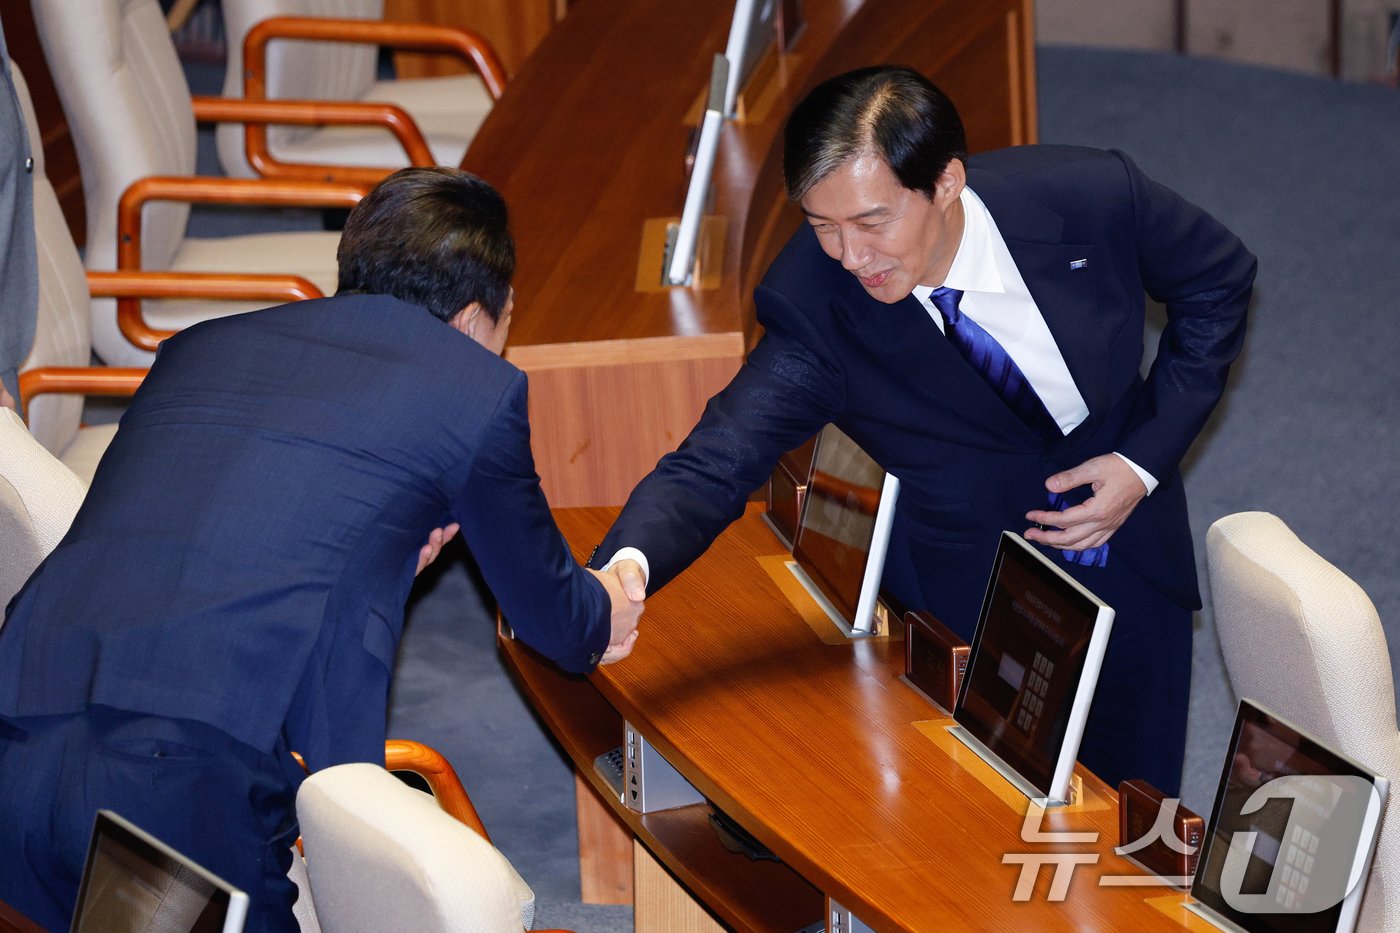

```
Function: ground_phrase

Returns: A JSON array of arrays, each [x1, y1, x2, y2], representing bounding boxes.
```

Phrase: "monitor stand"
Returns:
[[785, 562, 882, 638], [945, 724, 1080, 809], [1182, 902, 1247, 933]]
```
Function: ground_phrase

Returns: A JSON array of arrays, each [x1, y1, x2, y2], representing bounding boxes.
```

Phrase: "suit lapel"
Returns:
[[1004, 239, 1110, 424], [836, 282, 1047, 445], [972, 166, 1112, 428]]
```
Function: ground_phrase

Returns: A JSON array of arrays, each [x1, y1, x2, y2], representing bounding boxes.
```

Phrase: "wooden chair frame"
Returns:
[[18, 364, 147, 415], [17, 261, 335, 413], [193, 95, 436, 180], [113, 176, 365, 351], [240, 15, 508, 184], [383, 739, 490, 840]]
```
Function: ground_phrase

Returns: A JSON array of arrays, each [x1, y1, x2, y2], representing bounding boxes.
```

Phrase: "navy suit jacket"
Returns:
[[0, 294, 610, 769], [596, 146, 1254, 636]]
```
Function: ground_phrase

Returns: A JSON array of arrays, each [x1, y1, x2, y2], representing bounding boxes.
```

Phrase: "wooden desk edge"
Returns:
[[497, 635, 824, 931]]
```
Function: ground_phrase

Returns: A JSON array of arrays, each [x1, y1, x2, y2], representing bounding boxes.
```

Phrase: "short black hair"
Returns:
[[783, 66, 967, 203], [336, 167, 515, 322]]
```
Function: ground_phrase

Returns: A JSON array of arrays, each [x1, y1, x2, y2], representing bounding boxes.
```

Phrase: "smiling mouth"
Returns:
[[858, 270, 891, 288]]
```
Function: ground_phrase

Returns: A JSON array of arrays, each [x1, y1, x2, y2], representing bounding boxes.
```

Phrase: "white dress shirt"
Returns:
[[913, 187, 1157, 493]]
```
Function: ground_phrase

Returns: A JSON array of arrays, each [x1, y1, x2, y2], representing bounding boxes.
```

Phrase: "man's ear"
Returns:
[[449, 303, 482, 337], [934, 159, 967, 206]]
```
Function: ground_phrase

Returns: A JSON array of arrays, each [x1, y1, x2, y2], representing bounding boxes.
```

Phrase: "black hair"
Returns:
[[783, 65, 967, 203], [336, 167, 515, 322]]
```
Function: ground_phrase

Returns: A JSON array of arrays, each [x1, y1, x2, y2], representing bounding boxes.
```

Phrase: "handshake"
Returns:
[[588, 558, 646, 664], [416, 526, 644, 666]]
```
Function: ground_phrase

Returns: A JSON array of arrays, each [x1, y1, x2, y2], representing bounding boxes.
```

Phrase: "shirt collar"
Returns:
[[911, 186, 1004, 308]]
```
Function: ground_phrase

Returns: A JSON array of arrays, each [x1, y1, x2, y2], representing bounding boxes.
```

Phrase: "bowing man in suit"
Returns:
[[594, 67, 1254, 797], [0, 167, 643, 933]]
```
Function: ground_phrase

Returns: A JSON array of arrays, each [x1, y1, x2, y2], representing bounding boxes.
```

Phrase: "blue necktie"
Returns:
[[927, 286, 1061, 439], [928, 286, 1108, 568]]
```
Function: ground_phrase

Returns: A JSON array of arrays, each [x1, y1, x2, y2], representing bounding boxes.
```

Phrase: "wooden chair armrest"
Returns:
[[19, 366, 147, 414], [191, 95, 432, 184], [246, 16, 507, 100], [384, 738, 490, 841], [87, 269, 324, 352], [115, 174, 361, 347], [240, 16, 506, 181]]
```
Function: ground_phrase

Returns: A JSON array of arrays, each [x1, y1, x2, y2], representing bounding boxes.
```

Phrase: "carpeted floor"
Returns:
[[1034, 45, 1400, 817]]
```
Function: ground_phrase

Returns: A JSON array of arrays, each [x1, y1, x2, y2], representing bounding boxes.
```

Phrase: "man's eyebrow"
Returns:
[[802, 206, 893, 221]]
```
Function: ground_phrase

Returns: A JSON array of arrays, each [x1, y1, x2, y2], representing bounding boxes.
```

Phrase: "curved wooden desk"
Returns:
[[463, 0, 1037, 508], [503, 506, 1206, 932]]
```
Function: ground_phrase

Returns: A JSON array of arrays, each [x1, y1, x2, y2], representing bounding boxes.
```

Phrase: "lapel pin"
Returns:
[[1069, 258, 1088, 270]]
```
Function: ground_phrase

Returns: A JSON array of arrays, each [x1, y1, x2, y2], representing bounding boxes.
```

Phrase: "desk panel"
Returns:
[[502, 505, 1201, 932]]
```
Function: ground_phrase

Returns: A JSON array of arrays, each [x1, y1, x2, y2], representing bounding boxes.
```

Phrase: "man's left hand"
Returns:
[[415, 523, 460, 575], [1023, 454, 1147, 551]]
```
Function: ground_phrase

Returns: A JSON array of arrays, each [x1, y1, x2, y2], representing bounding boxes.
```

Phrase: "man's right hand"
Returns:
[[588, 566, 644, 664]]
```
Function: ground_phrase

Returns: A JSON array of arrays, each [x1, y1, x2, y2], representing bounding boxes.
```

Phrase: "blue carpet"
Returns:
[[1037, 46, 1400, 814]]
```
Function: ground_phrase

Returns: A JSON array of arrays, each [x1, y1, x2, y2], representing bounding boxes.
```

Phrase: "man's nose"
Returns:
[[840, 234, 870, 271]]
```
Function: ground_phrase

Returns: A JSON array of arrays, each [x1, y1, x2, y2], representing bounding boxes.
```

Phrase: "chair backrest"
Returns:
[[0, 408, 87, 611], [296, 762, 534, 933], [30, 0, 195, 273], [10, 60, 91, 457], [1207, 510, 1400, 933], [217, 0, 383, 177]]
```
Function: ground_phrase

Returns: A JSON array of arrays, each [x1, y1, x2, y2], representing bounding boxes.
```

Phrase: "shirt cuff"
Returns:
[[601, 547, 650, 588], [1113, 452, 1158, 495]]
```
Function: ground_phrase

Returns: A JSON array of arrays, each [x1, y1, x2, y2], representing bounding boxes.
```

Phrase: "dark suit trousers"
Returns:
[[0, 707, 303, 933], [1058, 554, 1193, 797]]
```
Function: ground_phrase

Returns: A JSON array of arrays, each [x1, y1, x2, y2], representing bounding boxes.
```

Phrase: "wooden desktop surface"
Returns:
[[502, 505, 1206, 932], [461, 0, 1037, 507], [0, 900, 43, 933]]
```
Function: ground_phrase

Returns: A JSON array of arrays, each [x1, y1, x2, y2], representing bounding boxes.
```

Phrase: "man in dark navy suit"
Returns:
[[595, 67, 1253, 799], [0, 168, 643, 932]]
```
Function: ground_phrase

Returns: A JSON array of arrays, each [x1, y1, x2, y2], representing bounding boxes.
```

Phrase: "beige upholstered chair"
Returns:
[[217, 0, 504, 184], [0, 409, 87, 611], [29, 0, 363, 367], [296, 756, 574, 933], [1207, 511, 1400, 933], [12, 58, 326, 481], [11, 58, 142, 481]]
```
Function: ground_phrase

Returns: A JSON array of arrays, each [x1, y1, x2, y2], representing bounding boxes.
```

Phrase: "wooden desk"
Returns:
[[463, 0, 1037, 508], [502, 506, 1209, 932], [0, 900, 44, 933]]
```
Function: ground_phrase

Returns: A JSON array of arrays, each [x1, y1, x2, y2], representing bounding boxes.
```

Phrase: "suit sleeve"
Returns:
[[451, 372, 610, 673], [593, 288, 846, 591], [1111, 149, 1256, 481]]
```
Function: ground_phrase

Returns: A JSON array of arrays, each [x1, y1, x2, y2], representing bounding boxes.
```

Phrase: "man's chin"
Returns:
[[859, 280, 913, 304]]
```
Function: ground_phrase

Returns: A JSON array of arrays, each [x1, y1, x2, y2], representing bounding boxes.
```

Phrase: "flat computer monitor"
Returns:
[[790, 424, 899, 635], [71, 810, 248, 933], [1187, 700, 1388, 933], [951, 531, 1114, 804]]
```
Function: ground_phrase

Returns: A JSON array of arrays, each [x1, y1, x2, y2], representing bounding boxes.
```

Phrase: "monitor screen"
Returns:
[[1189, 701, 1388, 933], [953, 532, 1113, 802], [71, 810, 247, 933], [791, 424, 898, 633]]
